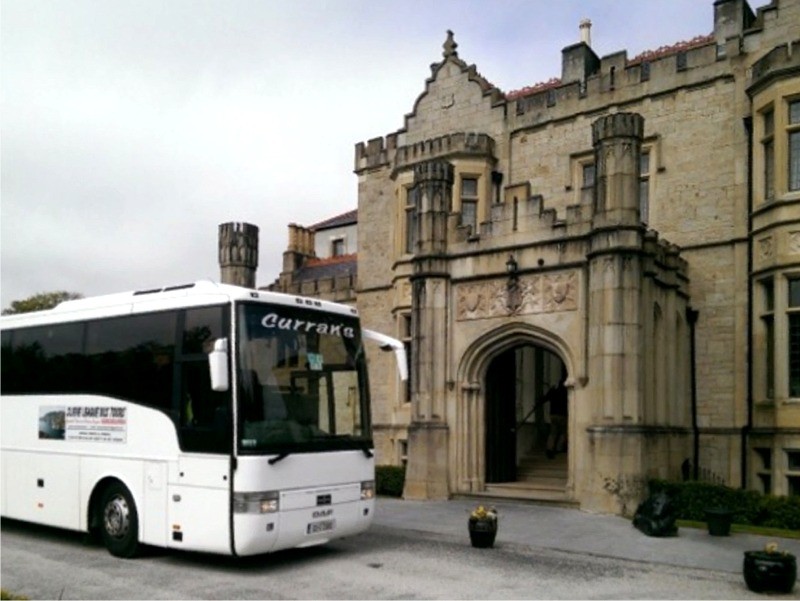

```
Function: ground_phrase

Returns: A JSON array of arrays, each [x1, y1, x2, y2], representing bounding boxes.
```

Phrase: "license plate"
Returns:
[[307, 519, 335, 534]]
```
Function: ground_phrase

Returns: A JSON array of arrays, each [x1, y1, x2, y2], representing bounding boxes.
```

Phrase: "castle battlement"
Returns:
[[355, 0, 779, 172], [749, 38, 800, 89], [267, 273, 357, 305], [354, 133, 398, 172], [394, 132, 495, 175]]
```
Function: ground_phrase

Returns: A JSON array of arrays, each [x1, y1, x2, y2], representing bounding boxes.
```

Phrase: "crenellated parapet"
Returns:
[[748, 38, 800, 92], [266, 273, 357, 305], [396, 133, 494, 175], [356, 131, 496, 176], [591, 112, 644, 144], [642, 230, 689, 295], [354, 133, 399, 173], [512, 34, 718, 126], [219, 222, 259, 268], [219, 222, 259, 288]]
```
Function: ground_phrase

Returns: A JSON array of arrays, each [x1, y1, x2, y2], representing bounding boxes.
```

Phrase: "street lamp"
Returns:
[[506, 254, 518, 276]]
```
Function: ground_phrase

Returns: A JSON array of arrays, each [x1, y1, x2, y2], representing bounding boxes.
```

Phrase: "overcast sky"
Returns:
[[0, 0, 771, 310]]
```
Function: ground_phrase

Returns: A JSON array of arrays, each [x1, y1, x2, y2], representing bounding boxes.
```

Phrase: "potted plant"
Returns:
[[704, 506, 733, 536], [743, 542, 797, 594], [468, 505, 498, 548]]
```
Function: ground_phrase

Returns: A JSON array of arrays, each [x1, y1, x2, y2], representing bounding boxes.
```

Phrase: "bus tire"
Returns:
[[99, 482, 140, 558]]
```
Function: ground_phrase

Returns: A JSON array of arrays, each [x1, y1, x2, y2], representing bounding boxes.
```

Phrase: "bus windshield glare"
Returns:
[[236, 303, 371, 454]]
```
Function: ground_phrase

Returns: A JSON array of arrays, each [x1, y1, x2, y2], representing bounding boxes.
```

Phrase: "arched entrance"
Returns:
[[456, 323, 573, 500], [484, 344, 566, 484]]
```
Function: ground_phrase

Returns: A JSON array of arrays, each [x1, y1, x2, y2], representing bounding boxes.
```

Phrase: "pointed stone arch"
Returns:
[[452, 322, 576, 494]]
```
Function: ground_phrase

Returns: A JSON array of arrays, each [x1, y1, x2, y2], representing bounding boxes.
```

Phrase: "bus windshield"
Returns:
[[236, 302, 371, 455]]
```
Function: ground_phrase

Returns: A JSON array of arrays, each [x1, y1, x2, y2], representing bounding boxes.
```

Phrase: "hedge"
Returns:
[[648, 479, 800, 531], [376, 465, 405, 497]]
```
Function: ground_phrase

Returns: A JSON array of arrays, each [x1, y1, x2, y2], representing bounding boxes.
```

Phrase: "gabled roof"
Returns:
[[309, 209, 357, 231]]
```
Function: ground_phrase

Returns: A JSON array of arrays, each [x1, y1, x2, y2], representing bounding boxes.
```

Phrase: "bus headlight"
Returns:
[[233, 491, 279, 514], [361, 480, 375, 500]]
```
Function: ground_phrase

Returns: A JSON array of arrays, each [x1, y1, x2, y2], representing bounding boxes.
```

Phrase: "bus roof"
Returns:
[[0, 281, 359, 329]]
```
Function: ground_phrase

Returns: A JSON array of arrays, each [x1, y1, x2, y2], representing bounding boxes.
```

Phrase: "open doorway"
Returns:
[[484, 345, 566, 484]]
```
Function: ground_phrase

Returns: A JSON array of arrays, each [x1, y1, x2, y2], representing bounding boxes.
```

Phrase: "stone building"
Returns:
[[273, 0, 800, 514], [268, 210, 358, 305]]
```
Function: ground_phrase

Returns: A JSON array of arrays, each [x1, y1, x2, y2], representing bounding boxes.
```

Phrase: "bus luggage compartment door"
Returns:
[[4, 451, 80, 529]]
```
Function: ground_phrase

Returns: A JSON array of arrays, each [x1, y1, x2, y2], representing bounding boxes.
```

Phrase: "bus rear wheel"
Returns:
[[99, 482, 140, 558]]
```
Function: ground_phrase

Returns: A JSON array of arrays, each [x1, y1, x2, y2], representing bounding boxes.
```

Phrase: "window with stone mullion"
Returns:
[[764, 108, 775, 200], [460, 177, 478, 234], [788, 100, 800, 192], [789, 278, 800, 398], [405, 186, 419, 254]]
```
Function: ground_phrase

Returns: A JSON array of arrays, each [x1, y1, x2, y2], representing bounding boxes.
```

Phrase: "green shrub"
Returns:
[[648, 479, 800, 530], [376, 465, 405, 497], [756, 494, 800, 530]]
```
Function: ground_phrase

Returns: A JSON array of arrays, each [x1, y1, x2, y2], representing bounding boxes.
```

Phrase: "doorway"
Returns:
[[484, 344, 566, 484]]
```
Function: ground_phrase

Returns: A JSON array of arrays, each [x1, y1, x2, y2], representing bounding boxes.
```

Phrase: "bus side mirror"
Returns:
[[363, 329, 408, 381], [208, 338, 230, 392]]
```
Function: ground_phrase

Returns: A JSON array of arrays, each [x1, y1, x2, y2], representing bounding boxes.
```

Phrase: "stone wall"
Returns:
[[348, 0, 800, 511]]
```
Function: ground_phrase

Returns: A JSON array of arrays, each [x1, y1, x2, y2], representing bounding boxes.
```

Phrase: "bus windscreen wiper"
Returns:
[[268, 452, 290, 465]]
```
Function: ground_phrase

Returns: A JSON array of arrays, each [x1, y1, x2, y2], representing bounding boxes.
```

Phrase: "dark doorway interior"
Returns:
[[484, 345, 567, 484], [485, 349, 516, 483]]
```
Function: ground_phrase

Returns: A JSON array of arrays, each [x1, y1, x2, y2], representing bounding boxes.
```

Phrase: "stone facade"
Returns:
[[349, 0, 800, 514], [267, 0, 800, 513], [267, 211, 358, 305]]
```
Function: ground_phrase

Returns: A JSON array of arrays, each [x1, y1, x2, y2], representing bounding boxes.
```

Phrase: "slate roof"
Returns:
[[309, 209, 358, 231], [292, 253, 357, 282]]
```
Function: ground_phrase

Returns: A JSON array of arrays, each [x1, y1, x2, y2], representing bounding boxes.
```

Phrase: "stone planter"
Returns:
[[468, 518, 497, 548], [704, 507, 733, 537], [743, 550, 797, 594]]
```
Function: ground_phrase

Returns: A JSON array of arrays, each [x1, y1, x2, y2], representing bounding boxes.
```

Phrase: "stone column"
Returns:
[[219, 222, 259, 288], [403, 159, 453, 500], [588, 113, 645, 423]]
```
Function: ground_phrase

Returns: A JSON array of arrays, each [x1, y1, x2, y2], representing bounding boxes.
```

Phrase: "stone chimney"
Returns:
[[219, 222, 259, 288], [561, 19, 599, 86], [580, 19, 592, 47], [282, 223, 315, 275]]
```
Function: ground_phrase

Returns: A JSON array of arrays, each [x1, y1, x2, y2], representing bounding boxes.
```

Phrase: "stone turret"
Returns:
[[588, 113, 646, 424], [404, 158, 455, 501], [219, 222, 259, 288], [592, 112, 645, 227]]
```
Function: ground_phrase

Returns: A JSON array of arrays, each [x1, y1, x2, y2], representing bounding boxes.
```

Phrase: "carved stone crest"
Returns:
[[456, 270, 578, 320]]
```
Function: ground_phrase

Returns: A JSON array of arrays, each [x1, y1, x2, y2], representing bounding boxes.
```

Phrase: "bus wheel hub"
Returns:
[[104, 495, 130, 538]]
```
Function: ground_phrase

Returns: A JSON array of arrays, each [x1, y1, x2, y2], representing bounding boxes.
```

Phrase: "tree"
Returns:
[[2, 291, 83, 315]]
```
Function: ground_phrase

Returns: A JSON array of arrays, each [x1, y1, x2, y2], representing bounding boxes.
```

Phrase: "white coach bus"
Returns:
[[0, 281, 406, 558]]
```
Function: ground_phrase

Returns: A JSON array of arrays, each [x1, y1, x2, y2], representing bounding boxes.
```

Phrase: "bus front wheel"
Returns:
[[99, 482, 140, 558]]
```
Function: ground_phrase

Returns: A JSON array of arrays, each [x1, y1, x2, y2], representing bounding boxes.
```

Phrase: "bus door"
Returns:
[[168, 360, 234, 554]]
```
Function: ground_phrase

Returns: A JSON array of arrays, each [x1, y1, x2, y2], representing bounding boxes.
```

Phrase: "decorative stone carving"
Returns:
[[789, 232, 800, 255], [456, 270, 578, 320], [758, 236, 773, 261]]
